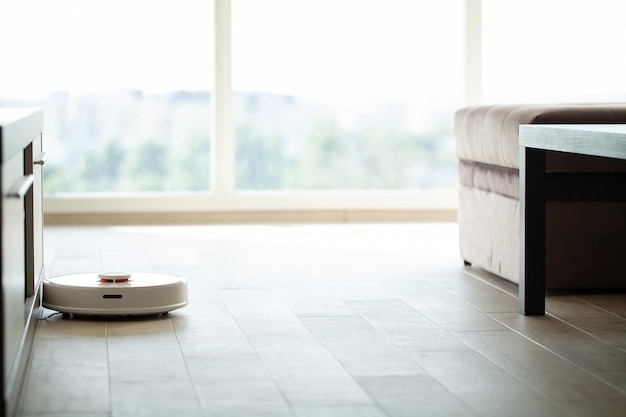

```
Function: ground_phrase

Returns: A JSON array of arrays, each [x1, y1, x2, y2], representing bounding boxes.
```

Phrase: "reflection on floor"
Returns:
[[19, 223, 626, 417]]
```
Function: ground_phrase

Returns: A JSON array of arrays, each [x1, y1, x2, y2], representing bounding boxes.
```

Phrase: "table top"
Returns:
[[519, 124, 626, 160], [0, 107, 43, 162]]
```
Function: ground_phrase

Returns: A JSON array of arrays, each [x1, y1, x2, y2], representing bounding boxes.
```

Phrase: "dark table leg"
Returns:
[[519, 146, 546, 315]]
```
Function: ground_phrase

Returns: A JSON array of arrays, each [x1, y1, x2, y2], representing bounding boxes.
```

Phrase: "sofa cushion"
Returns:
[[455, 103, 626, 169]]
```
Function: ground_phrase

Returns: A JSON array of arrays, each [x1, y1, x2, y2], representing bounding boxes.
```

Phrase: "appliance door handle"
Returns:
[[7, 174, 34, 198], [34, 152, 48, 165]]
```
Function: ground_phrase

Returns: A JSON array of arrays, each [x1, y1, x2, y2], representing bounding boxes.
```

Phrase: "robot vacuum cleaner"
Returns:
[[43, 272, 188, 316]]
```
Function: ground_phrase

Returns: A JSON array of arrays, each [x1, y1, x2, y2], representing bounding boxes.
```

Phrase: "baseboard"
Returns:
[[44, 209, 457, 226]]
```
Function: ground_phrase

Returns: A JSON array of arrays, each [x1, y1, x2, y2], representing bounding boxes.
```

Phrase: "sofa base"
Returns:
[[460, 183, 626, 290], [459, 185, 519, 283]]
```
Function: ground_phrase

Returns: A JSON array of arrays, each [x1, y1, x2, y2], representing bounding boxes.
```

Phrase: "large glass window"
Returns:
[[483, 0, 626, 104], [0, 0, 213, 194], [232, 0, 463, 191]]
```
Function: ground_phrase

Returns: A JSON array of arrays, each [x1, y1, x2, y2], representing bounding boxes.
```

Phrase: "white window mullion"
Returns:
[[211, 0, 235, 197], [464, 0, 482, 106]]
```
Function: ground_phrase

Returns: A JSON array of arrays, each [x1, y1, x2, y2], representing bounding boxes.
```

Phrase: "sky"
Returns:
[[0, 0, 213, 96], [0, 0, 463, 106], [231, 0, 463, 104], [1, 0, 625, 104], [482, 0, 626, 103]]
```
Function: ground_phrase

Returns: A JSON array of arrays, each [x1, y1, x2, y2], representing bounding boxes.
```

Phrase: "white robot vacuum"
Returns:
[[43, 272, 188, 316]]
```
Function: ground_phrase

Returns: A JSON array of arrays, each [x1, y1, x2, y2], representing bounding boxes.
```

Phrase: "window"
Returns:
[[232, 0, 464, 191], [0, 0, 213, 194], [2, 0, 474, 215], [482, 0, 626, 104]]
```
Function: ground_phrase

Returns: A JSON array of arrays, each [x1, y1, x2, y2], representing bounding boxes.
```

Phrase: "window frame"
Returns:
[[44, 0, 480, 217]]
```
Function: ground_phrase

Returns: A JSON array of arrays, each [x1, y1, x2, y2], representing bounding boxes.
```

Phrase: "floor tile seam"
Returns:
[[412, 350, 527, 416], [574, 295, 626, 321], [465, 265, 626, 322], [273, 285, 401, 412], [460, 268, 519, 298], [390, 364, 554, 417], [425, 279, 518, 321], [347, 305, 555, 416], [543, 311, 626, 354], [300, 324, 424, 377], [341, 299, 467, 356], [291, 313, 359, 318], [481, 312, 626, 398], [271, 283, 356, 320], [215, 292, 299, 413], [104, 321, 113, 417], [165, 314, 207, 415], [463, 267, 626, 353], [450, 271, 626, 401], [348, 377, 413, 417], [435, 269, 626, 355], [240, 319, 384, 410], [295, 307, 487, 416], [447, 329, 606, 417], [354, 374, 483, 417], [399, 276, 512, 335]]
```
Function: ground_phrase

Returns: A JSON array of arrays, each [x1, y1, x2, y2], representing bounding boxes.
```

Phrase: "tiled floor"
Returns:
[[18, 223, 626, 417]]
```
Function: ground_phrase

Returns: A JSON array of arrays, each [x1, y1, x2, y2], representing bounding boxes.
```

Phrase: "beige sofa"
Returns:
[[455, 104, 626, 289]]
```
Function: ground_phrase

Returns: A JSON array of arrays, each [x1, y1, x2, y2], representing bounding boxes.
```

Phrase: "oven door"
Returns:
[[2, 150, 31, 386]]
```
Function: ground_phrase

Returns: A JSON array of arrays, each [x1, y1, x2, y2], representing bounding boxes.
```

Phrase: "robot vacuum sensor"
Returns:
[[43, 272, 188, 316]]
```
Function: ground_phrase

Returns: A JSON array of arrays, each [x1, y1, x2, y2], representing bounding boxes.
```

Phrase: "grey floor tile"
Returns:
[[454, 330, 625, 401], [490, 312, 626, 373], [327, 283, 400, 301], [275, 285, 357, 317], [293, 405, 388, 417], [594, 370, 626, 393], [248, 334, 374, 406], [17, 224, 626, 417], [221, 288, 311, 336], [195, 378, 289, 409], [554, 399, 626, 417], [405, 300, 507, 332], [547, 295, 622, 320], [357, 375, 480, 417], [544, 296, 626, 349], [346, 299, 469, 352], [205, 261, 273, 289], [410, 351, 571, 417], [20, 338, 109, 415], [301, 316, 426, 377], [172, 302, 253, 356], [107, 318, 189, 383], [36, 310, 107, 339], [432, 273, 520, 313], [111, 380, 203, 417], [203, 404, 296, 417], [462, 266, 520, 297], [576, 294, 626, 319]]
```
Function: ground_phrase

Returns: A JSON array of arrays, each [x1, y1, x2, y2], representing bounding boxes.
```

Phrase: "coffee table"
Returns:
[[518, 124, 626, 315]]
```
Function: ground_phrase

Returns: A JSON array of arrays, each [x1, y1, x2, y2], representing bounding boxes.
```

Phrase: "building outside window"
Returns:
[[232, 0, 463, 191]]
